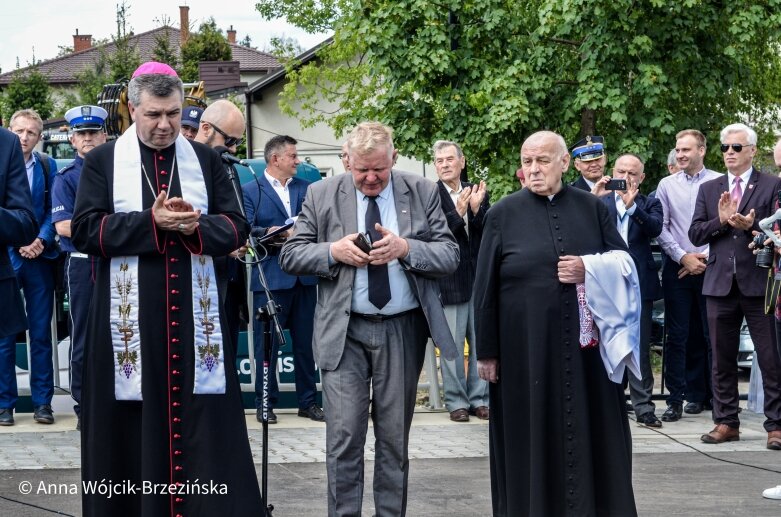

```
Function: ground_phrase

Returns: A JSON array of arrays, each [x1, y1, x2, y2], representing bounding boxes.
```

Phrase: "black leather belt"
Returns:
[[350, 308, 420, 322]]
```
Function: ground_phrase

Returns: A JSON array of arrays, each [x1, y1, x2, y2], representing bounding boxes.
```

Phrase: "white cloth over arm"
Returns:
[[581, 251, 641, 383]]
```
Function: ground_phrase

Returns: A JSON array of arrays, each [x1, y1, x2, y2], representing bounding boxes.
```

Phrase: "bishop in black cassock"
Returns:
[[71, 64, 261, 517], [475, 131, 637, 517]]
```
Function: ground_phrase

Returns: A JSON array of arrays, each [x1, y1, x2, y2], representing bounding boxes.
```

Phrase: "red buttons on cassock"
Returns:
[[173, 402, 181, 407], [173, 433, 181, 439], [171, 321, 180, 327], [172, 370, 180, 375], [171, 305, 180, 311], [175, 497, 184, 503], [174, 465, 183, 471], [160, 170, 167, 175], [172, 386, 181, 392], [171, 338, 179, 343], [173, 417, 181, 423], [170, 274, 178, 279], [171, 289, 179, 295], [171, 354, 180, 359], [170, 257, 179, 263], [160, 184, 168, 190]]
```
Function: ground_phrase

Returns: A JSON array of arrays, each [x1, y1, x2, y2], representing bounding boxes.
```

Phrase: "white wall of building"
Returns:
[[248, 79, 433, 180]]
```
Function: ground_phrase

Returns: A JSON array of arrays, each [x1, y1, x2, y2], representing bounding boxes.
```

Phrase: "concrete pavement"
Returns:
[[1, 404, 781, 516]]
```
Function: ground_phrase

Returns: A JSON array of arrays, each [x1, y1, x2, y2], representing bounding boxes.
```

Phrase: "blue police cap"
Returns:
[[65, 105, 107, 132], [181, 107, 203, 129], [571, 135, 605, 161]]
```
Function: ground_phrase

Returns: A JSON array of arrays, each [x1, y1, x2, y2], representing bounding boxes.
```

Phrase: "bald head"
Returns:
[[196, 100, 246, 153], [522, 131, 568, 158], [520, 131, 570, 196]]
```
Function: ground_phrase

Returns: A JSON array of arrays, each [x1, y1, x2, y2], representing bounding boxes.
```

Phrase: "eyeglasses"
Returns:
[[208, 122, 244, 148], [720, 143, 754, 153]]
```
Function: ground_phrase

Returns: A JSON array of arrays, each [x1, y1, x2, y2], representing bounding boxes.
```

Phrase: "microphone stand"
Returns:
[[249, 232, 284, 517], [225, 158, 282, 516]]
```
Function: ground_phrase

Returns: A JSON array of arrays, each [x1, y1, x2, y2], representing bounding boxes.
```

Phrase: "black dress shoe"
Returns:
[[661, 403, 682, 422], [684, 402, 704, 414], [0, 408, 14, 426], [636, 412, 663, 428], [298, 404, 325, 422], [33, 405, 54, 424], [256, 408, 277, 424]]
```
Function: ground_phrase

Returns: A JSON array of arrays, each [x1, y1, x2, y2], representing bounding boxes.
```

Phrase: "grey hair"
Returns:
[[127, 74, 183, 106], [432, 140, 464, 159], [347, 122, 394, 158], [667, 149, 677, 166], [720, 123, 757, 145]]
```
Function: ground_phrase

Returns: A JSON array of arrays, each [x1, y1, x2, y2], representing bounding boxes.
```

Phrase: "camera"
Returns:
[[753, 233, 775, 268], [605, 179, 627, 191]]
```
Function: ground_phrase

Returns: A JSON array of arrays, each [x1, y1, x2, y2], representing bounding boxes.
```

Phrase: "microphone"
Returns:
[[214, 145, 248, 167]]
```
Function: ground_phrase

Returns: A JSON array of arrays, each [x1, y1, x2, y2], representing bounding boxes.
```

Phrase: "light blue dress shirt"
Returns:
[[351, 180, 419, 315]]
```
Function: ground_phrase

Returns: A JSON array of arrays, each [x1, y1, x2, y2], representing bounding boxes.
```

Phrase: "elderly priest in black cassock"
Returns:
[[71, 62, 262, 517], [475, 131, 638, 517]]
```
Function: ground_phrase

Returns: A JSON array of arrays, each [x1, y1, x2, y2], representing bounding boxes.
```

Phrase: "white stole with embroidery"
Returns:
[[111, 124, 225, 400]]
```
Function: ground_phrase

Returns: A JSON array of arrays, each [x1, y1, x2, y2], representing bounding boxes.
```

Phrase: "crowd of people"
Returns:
[[3, 59, 781, 515]]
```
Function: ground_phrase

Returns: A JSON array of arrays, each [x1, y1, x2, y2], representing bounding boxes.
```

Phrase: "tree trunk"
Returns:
[[580, 108, 596, 137]]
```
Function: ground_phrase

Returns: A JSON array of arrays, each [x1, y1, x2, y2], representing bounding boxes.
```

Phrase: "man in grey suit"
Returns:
[[280, 121, 459, 516]]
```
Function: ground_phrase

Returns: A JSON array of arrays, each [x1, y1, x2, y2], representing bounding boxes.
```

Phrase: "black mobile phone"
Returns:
[[354, 232, 372, 253], [605, 179, 627, 191]]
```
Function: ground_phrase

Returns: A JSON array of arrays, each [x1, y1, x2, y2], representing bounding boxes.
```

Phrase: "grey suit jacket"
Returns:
[[279, 170, 460, 370]]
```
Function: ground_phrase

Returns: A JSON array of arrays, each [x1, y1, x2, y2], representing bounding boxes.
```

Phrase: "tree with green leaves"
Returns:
[[256, 0, 781, 198], [152, 30, 179, 71], [107, 0, 140, 81], [1, 67, 54, 122], [180, 18, 232, 82], [262, 35, 304, 60]]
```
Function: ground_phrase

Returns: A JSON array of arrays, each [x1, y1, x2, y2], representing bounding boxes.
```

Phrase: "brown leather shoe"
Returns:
[[767, 431, 781, 450], [700, 424, 739, 444], [473, 406, 489, 420], [449, 409, 469, 422]]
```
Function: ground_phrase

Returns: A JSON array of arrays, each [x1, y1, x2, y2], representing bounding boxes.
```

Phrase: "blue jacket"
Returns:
[[243, 174, 317, 291], [0, 128, 38, 337], [7, 152, 59, 269], [600, 192, 663, 301]]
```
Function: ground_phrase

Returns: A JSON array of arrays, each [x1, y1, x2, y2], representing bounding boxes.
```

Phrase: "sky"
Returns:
[[0, 1, 330, 74]]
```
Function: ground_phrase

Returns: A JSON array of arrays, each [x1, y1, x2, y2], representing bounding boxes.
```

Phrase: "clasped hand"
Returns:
[[152, 191, 200, 235], [331, 224, 409, 267], [718, 191, 754, 230], [18, 238, 45, 259]]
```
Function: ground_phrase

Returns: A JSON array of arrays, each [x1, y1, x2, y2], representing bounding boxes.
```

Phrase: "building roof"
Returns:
[[0, 26, 280, 86], [246, 37, 333, 95]]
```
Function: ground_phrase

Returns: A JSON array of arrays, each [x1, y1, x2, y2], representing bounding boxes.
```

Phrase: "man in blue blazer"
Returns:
[[598, 153, 664, 428], [0, 128, 37, 341], [0, 110, 59, 425], [242, 135, 322, 423]]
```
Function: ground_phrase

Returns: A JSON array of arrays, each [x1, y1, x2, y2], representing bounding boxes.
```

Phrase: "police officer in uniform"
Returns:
[[51, 105, 107, 429], [570, 135, 607, 191], [180, 106, 203, 140]]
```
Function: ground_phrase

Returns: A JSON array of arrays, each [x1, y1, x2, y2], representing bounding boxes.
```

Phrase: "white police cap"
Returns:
[[65, 105, 108, 132]]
